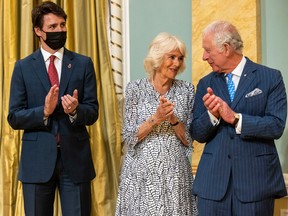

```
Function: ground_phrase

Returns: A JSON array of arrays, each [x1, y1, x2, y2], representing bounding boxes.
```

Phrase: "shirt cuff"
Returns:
[[43, 116, 48, 126], [208, 111, 220, 126], [68, 113, 77, 122], [235, 113, 242, 134]]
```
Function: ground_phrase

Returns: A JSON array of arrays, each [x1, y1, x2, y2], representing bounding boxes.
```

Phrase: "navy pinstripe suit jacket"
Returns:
[[190, 57, 287, 202]]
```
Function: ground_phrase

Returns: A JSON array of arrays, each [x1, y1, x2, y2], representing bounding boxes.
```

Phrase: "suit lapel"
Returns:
[[213, 73, 231, 103], [231, 58, 257, 109], [59, 49, 74, 97], [32, 48, 75, 97], [32, 50, 51, 93]]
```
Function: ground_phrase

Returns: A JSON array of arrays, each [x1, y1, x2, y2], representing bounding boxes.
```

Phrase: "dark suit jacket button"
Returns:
[[228, 155, 231, 159]]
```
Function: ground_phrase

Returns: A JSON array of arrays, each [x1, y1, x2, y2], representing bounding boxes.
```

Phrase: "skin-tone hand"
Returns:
[[44, 84, 59, 117], [217, 97, 235, 125], [61, 89, 79, 114], [203, 87, 221, 118], [138, 95, 189, 146], [157, 96, 189, 146], [203, 87, 235, 124], [138, 95, 174, 142], [154, 96, 175, 124]]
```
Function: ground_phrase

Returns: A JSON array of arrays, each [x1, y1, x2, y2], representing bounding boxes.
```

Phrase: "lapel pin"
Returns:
[[68, 64, 71, 68]]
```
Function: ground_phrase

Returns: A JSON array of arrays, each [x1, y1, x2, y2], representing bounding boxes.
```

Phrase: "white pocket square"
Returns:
[[245, 88, 263, 98]]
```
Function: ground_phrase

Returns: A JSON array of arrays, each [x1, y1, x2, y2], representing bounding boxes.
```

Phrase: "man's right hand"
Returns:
[[203, 87, 221, 118], [44, 84, 59, 117]]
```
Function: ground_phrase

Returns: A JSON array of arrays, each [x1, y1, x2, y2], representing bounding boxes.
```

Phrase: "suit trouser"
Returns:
[[197, 174, 274, 216], [22, 148, 91, 216]]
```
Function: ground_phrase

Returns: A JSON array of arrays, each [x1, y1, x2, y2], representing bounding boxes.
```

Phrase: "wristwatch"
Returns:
[[232, 113, 240, 126]]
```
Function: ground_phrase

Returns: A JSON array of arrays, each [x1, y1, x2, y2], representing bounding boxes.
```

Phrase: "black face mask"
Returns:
[[42, 31, 67, 50]]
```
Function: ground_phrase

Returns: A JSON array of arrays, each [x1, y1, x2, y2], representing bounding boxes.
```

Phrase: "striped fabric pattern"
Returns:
[[190, 57, 287, 208]]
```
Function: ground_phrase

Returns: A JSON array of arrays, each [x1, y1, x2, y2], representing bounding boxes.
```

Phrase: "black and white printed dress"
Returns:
[[115, 78, 198, 216]]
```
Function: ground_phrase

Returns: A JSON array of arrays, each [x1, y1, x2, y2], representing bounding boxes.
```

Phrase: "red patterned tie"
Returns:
[[48, 55, 60, 145], [48, 55, 59, 86]]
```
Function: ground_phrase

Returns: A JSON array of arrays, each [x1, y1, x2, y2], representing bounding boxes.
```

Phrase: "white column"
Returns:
[[109, 0, 123, 95]]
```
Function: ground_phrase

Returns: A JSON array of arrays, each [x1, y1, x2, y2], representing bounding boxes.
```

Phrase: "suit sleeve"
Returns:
[[189, 78, 219, 143], [7, 61, 48, 130], [71, 57, 98, 126]]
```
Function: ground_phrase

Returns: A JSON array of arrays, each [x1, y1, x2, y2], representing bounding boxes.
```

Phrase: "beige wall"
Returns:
[[191, 0, 261, 174]]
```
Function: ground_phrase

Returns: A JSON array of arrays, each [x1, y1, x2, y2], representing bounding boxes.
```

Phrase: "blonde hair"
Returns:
[[144, 32, 187, 79]]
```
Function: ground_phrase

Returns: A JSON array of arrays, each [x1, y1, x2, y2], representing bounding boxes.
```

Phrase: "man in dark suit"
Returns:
[[7, 2, 98, 216], [190, 20, 287, 215]]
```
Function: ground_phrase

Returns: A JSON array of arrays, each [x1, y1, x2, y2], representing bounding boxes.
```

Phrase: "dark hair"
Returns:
[[31, 1, 67, 30]]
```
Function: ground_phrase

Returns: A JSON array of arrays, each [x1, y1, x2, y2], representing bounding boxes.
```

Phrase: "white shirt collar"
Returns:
[[231, 56, 246, 77], [41, 46, 64, 62]]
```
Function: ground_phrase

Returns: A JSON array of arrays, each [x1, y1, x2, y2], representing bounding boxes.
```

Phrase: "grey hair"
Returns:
[[144, 32, 187, 79], [203, 20, 243, 54]]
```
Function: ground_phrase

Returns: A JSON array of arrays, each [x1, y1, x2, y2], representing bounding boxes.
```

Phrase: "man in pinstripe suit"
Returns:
[[190, 20, 287, 215]]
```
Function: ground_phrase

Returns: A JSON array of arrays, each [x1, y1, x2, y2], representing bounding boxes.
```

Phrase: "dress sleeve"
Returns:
[[183, 82, 195, 156], [121, 81, 140, 148]]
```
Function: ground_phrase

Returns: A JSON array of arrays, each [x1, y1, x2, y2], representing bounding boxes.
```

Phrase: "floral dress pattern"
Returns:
[[115, 78, 198, 216]]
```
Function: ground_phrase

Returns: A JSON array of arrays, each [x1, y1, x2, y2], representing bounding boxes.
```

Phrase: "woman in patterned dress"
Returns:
[[115, 32, 198, 216]]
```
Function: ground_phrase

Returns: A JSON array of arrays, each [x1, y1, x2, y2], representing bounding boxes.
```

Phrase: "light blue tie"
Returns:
[[227, 73, 235, 102]]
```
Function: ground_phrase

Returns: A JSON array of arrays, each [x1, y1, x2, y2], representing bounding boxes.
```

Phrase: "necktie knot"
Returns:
[[226, 73, 235, 102], [50, 55, 56, 62], [227, 73, 232, 79]]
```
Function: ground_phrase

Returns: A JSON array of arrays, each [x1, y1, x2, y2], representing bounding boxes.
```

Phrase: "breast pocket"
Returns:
[[244, 92, 267, 115]]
